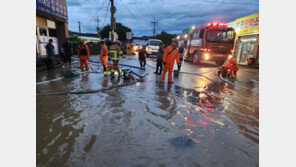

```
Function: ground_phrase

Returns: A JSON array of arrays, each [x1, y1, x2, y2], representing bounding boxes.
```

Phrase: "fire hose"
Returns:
[[147, 59, 250, 90], [36, 57, 148, 96], [36, 57, 148, 85]]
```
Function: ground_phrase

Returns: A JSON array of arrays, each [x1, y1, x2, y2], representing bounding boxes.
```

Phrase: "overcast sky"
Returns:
[[67, 0, 259, 36]]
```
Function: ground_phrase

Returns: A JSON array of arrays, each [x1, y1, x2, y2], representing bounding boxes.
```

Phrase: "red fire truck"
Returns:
[[183, 22, 235, 65]]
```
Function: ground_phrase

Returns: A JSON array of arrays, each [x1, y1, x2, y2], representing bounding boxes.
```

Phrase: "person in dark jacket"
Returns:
[[62, 38, 73, 68], [45, 39, 55, 70], [154, 43, 165, 75], [138, 47, 147, 68], [177, 43, 186, 71]]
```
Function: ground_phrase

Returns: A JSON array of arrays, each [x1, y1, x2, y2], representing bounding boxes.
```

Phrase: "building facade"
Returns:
[[36, 0, 69, 58], [233, 13, 259, 65]]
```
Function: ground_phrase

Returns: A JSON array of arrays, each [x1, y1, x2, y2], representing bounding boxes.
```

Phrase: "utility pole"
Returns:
[[151, 18, 158, 37], [110, 0, 116, 42], [94, 15, 100, 37], [78, 21, 81, 34]]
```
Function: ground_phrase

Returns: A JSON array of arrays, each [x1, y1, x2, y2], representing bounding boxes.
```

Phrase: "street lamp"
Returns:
[[191, 25, 195, 30], [177, 35, 180, 39]]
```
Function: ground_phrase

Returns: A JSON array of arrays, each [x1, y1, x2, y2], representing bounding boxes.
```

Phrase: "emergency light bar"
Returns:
[[207, 22, 228, 27]]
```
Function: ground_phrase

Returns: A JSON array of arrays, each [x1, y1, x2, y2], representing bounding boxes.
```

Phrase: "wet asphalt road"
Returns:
[[36, 55, 259, 167]]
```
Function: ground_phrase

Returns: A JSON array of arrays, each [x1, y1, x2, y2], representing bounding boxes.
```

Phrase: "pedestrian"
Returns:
[[108, 41, 125, 78], [161, 38, 180, 83], [100, 41, 108, 72], [154, 42, 165, 75], [78, 39, 90, 71], [62, 38, 73, 68], [45, 39, 55, 70], [177, 43, 185, 71], [138, 47, 147, 68]]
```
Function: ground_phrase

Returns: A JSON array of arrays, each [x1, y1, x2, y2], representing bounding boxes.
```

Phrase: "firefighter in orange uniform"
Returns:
[[219, 57, 238, 78], [100, 41, 108, 72], [161, 38, 180, 83], [78, 39, 90, 71]]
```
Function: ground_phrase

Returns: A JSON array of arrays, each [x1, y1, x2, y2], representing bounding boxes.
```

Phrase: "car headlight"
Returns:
[[204, 53, 209, 60]]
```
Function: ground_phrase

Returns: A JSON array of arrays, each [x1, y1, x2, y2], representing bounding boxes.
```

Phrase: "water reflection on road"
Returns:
[[37, 55, 259, 167]]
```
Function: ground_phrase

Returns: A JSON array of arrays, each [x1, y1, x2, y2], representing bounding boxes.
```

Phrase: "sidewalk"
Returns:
[[36, 57, 64, 73]]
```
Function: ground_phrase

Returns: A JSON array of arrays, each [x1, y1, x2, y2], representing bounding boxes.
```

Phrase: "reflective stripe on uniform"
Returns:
[[109, 50, 120, 60]]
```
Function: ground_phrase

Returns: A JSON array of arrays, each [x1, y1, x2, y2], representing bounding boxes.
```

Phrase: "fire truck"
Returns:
[[182, 22, 235, 65]]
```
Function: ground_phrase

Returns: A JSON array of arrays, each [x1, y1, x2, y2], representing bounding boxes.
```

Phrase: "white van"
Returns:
[[145, 39, 162, 57]]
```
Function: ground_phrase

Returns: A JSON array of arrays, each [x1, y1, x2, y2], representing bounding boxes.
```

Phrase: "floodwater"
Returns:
[[37, 55, 259, 167]]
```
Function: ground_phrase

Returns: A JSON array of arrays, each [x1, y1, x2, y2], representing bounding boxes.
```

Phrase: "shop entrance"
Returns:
[[237, 35, 258, 64]]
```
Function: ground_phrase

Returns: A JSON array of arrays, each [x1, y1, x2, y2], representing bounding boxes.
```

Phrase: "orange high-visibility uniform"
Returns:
[[161, 45, 180, 82], [100, 44, 108, 67], [224, 58, 238, 77], [78, 44, 90, 71]]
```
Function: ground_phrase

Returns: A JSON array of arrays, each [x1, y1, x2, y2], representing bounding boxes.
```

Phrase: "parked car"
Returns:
[[146, 39, 162, 57]]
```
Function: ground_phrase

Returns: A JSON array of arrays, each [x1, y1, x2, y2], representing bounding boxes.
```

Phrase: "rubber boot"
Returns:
[[117, 68, 121, 77], [110, 71, 115, 78]]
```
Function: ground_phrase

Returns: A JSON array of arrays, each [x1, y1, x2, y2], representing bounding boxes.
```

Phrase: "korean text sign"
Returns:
[[235, 13, 259, 36], [36, 0, 68, 20]]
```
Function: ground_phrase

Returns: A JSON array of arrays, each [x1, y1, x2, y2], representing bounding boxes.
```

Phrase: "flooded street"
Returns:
[[37, 55, 259, 167]]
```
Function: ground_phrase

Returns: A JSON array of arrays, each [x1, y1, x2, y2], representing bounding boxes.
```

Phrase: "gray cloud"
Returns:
[[67, 0, 258, 36]]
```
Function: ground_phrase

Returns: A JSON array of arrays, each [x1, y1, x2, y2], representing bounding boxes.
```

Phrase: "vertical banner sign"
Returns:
[[237, 42, 243, 62], [36, 0, 68, 20]]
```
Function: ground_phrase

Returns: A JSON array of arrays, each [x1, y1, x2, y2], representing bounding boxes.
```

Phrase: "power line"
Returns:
[[118, 0, 146, 28], [199, 0, 258, 6], [134, 5, 150, 23], [136, 2, 154, 21], [134, 4, 153, 23], [96, 0, 107, 15], [102, 0, 110, 27]]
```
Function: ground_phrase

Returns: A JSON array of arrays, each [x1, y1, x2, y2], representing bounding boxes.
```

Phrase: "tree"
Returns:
[[100, 23, 132, 42], [69, 35, 81, 55], [142, 31, 177, 47], [154, 31, 177, 47]]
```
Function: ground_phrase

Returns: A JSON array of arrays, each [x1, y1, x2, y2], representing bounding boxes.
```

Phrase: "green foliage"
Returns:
[[142, 31, 177, 47], [154, 31, 177, 47], [69, 35, 80, 55], [100, 23, 132, 42]]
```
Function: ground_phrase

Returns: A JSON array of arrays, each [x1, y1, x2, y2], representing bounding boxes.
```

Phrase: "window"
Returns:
[[193, 30, 200, 39], [39, 28, 47, 36], [48, 28, 57, 37]]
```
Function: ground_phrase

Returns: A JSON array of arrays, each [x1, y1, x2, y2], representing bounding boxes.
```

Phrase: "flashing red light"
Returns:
[[207, 22, 228, 28]]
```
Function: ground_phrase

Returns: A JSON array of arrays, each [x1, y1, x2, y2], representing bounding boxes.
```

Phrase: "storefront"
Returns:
[[36, 0, 69, 58], [233, 13, 259, 65]]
